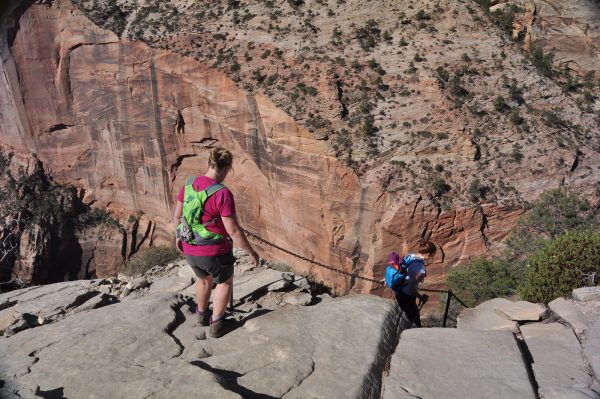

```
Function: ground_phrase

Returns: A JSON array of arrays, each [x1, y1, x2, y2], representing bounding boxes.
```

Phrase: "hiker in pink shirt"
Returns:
[[172, 147, 259, 337]]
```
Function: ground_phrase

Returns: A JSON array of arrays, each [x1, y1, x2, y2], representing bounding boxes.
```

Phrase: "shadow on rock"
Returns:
[[34, 386, 67, 399], [190, 360, 278, 399]]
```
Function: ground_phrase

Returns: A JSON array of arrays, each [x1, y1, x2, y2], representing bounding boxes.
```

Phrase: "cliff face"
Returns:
[[0, 0, 598, 293]]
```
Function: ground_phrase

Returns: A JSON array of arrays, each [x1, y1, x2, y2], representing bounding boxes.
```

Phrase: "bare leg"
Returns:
[[212, 274, 233, 318], [195, 275, 213, 312]]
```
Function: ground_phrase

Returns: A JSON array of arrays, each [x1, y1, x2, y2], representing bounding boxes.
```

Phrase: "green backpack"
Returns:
[[177, 176, 226, 245]]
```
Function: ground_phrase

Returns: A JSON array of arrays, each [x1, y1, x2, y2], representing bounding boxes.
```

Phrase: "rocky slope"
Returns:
[[0, 0, 599, 293], [1, 256, 599, 398]]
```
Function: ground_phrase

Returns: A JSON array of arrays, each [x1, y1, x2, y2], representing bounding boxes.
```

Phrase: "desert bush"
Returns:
[[519, 230, 600, 303], [446, 257, 523, 307], [121, 246, 182, 276], [529, 46, 554, 78]]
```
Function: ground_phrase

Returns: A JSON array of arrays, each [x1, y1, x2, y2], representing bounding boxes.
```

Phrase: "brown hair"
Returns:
[[208, 147, 233, 171], [416, 240, 436, 255]]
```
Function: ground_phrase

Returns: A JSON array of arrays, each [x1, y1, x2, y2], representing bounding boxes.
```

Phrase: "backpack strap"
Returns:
[[204, 183, 225, 197], [185, 176, 196, 186]]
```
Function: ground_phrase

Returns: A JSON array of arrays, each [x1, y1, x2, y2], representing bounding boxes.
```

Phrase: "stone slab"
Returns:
[[0, 281, 99, 323], [0, 293, 403, 399], [232, 268, 284, 301], [0, 295, 237, 399], [495, 301, 548, 321], [457, 298, 519, 333], [148, 276, 193, 295], [383, 328, 536, 399], [549, 298, 589, 333], [573, 287, 600, 303], [196, 295, 403, 398], [539, 386, 600, 399], [522, 323, 592, 390], [583, 319, 600, 381]]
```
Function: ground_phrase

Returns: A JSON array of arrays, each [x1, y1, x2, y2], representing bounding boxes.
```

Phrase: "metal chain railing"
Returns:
[[243, 228, 469, 327]]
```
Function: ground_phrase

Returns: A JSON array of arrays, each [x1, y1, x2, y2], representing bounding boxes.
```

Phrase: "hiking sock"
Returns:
[[210, 314, 224, 324]]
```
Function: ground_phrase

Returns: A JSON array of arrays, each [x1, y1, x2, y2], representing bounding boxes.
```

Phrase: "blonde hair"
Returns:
[[208, 147, 233, 171]]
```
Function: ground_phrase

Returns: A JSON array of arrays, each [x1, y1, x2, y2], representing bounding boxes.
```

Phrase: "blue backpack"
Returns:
[[384, 253, 423, 292]]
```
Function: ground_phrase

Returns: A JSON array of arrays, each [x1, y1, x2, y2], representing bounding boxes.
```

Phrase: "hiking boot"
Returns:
[[195, 307, 211, 327], [209, 317, 235, 338]]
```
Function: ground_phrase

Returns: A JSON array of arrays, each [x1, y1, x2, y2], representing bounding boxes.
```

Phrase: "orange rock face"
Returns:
[[0, 0, 565, 293]]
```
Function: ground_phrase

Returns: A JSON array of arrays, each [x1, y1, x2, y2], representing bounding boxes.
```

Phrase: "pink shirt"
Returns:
[[177, 176, 236, 256]]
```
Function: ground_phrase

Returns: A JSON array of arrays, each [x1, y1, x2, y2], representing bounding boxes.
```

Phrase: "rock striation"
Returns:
[[0, 258, 407, 398], [0, 0, 599, 294]]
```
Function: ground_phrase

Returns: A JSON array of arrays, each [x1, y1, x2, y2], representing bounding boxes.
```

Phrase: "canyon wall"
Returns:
[[1, 0, 590, 293]]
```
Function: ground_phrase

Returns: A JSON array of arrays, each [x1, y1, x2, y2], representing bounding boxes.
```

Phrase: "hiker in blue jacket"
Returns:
[[395, 240, 436, 328]]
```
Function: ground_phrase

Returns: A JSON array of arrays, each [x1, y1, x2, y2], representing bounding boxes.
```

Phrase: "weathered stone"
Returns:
[[383, 329, 536, 399], [549, 298, 589, 333], [0, 309, 17, 336], [72, 293, 117, 313], [283, 292, 313, 306], [583, 319, 600, 382], [495, 301, 548, 322], [126, 277, 150, 291], [232, 269, 285, 302], [521, 323, 593, 391], [121, 287, 131, 298], [266, 279, 290, 292], [0, 293, 403, 399], [147, 277, 193, 295], [572, 287, 600, 303], [457, 298, 520, 332], [0, 281, 99, 330], [539, 386, 600, 399], [196, 295, 403, 398], [0, 295, 235, 398]]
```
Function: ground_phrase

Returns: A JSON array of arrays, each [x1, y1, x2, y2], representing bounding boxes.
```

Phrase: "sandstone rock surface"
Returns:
[[583, 319, 600, 382], [0, 285, 403, 398], [549, 298, 590, 333], [383, 328, 536, 399], [495, 300, 547, 321], [573, 287, 600, 303], [4, 0, 599, 296], [521, 323, 593, 392], [457, 298, 519, 332]]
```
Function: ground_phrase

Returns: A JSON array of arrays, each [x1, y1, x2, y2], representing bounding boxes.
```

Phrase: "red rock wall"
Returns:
[[0, 0, 523, 293]]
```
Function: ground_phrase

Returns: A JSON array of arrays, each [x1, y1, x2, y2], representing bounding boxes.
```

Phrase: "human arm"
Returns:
[[173, 200, 183, 252], [222, 215, 259, 267]]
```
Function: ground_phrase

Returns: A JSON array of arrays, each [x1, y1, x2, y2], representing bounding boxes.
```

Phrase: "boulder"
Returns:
[[583, 319, 600, 381], [549, 298, 589, 333], [126, 277, 150, 291], [572, 287, 600, 303], [494, 301, 548, 322], [0, 294, 404, 399], [283, 292, 313, 306], [457, 298, 520, 332], [521, 323, 593, 392], [0, 309, 17, 336], [383, 329, 536, 398]]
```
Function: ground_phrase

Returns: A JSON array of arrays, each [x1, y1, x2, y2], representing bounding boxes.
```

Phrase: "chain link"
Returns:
[[243, 228, 469, 307]]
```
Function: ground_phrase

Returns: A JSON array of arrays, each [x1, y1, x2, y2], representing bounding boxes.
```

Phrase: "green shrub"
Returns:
[[519, 231, 600, 303], [121, 246, 182, 276], [447, 257, 523, 307]]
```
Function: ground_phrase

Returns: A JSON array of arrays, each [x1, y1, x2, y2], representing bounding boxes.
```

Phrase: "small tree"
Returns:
[[446, 257, 523, 307], [519, 231, 600, 303]]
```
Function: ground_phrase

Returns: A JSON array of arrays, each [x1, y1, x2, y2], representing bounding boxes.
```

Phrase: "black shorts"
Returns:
[[185, 252, 235, 284]]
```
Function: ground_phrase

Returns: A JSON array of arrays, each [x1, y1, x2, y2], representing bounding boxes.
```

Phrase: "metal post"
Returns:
[[443, 290, 452, 327]]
